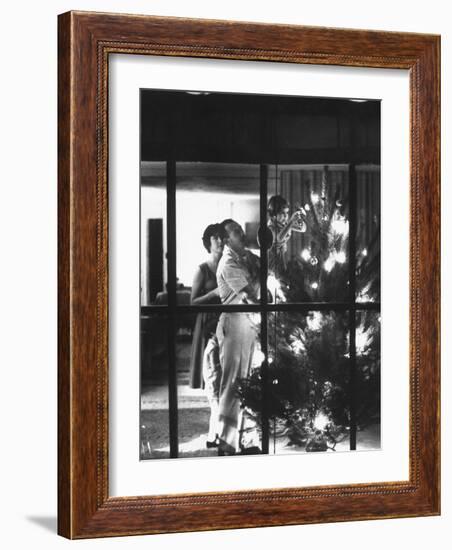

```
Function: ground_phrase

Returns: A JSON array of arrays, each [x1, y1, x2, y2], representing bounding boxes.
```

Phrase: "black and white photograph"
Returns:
[[139, 90, 381, 459]]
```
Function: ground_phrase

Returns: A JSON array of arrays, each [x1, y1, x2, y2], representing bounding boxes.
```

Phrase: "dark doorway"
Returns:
[[146, 219, 163, 303]]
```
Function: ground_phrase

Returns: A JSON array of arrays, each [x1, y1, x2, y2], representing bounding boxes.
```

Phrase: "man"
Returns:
[[215, 219, 260, 455]]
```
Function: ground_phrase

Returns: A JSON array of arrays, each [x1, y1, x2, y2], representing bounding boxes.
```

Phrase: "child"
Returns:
[[267, 195, 306, 274]]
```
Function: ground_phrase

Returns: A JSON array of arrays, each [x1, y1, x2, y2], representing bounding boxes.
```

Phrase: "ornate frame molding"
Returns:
[[58, 11, 440, 538]]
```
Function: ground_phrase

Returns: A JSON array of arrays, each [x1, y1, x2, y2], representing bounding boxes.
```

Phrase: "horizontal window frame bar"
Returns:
[[141, 301, 380, 315]]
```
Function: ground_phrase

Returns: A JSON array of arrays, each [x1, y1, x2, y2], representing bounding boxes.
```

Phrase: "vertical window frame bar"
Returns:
[[348, 163, 358, 450], [259, 164, 270, 454], [166, 160, 179, 458]]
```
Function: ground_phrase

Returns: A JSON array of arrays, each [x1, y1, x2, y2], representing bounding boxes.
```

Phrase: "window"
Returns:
[[140, 91, 380, 459]]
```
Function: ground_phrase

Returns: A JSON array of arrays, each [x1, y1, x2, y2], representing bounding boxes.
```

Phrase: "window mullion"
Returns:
[[349, 163, 358, 450], [166, 160, 179, 458], [260, 164, 270, 454]]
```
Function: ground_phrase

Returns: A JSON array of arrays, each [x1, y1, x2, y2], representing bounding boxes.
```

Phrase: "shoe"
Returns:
[[206, 439, 219, 449]]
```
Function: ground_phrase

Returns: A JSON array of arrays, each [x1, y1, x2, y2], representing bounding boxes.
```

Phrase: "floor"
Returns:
[[141, 333, 380, 459], [140, 384, 381, 459]]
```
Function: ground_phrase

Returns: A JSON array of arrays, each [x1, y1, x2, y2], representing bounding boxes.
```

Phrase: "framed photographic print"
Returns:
[[58, 11, 440, 538]]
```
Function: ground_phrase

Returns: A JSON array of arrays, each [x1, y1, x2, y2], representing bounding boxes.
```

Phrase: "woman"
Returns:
[[189, 223, 224, 448], [189, 223, 223, 387]]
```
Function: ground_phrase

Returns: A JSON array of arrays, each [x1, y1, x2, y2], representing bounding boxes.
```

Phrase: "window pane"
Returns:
[[175, 313, 218, 458], [173, 312, 262, 457], [244, 311, 353, 454], [140, 162, 167, 306], [140, 313, 170, 459], [356, 166, 381, 303], [355, 310, 381, 450], [175, 162, 260, 307], [267, 165, 349, 303]]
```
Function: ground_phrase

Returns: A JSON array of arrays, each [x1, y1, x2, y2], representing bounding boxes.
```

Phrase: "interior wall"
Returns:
[[141, 187, 259, 303]]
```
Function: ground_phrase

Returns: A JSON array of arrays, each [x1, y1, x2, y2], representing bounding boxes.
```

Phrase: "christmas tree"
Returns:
[[238, 167, 381, 451]]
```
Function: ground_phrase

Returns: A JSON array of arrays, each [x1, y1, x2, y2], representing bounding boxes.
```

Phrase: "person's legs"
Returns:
[[202, 335, 221, 444], [217, 313, 256, 454]]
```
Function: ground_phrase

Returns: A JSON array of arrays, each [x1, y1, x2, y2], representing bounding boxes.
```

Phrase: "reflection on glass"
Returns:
[[173, 312, 262, 458], [258, 311, 351, 454], [355, 310, 381, 450], [356, 166, 381, 303], [140, 313, 170, 459], [140, 162, 167, 306], [267, 165, 349, 303], [175, 163, 261, 306]]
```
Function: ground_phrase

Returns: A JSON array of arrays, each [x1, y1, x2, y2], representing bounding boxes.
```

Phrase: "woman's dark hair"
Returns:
[[202, 223, 224, 252], [267, 195, 289, 217]]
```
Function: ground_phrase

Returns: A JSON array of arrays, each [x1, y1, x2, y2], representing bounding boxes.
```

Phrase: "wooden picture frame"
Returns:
[[58, 11, 440, 538]]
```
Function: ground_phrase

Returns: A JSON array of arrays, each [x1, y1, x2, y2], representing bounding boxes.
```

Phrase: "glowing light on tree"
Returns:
[[301, 248, 311, 262], [313, 411, 330, 431], [355, 325, 375, 356], [323, 255, 335, 273], [356, 282, 372, 303], [335, 251, 346, 264], [307, 311, 322, 331], [311, 192, 320, 204], [331, 218, 349, 236], [289, 332, 305, 355], [267, 274, 287, 302]]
